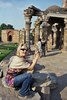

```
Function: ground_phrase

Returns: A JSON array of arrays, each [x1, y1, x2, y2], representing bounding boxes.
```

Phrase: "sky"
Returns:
[[0, 0, 62, 30]]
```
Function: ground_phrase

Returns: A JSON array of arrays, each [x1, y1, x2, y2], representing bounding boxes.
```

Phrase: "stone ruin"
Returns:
[[24, 0, 67, 52]]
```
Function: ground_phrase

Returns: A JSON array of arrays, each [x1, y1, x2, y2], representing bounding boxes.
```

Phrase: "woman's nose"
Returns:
[[24, 50, 27, 52]]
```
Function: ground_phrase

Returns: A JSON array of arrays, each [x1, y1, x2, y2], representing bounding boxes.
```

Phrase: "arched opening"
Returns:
[[8, 35, 12, 41]]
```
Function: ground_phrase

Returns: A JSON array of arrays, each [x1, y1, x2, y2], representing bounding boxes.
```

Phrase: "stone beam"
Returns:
[[30, 5, 41, 12], [47, 13, 67, 18]]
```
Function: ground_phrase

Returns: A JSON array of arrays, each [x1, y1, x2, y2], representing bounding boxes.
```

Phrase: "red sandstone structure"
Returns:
[[1, 29, 26, 44]]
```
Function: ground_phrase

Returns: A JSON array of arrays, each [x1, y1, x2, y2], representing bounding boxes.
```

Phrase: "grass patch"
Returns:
[[0, 43, 18, 61]]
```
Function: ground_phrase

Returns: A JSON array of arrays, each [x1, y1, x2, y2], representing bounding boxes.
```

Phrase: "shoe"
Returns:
[[18, 94, 27, 99], [32, 86, 36, 91], [18, 91, 35, 99], [27, 91, 35, 98]]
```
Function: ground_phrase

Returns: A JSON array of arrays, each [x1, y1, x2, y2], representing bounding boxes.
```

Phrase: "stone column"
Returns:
[[19, 29, 26, 44], [53, 31, 56, 48], [42, 22, 48, 40], [25, 16, 31, 49], [47, 24, 53, 51], [47, 34, 52, 51], [34, 21, 40, 43], [52, 24, 57, 48], [60, 26, 64, 49], [63, 18, 67, 52], [24, 8, 33, 49], [41, 22, 50, 52], [55, 25, 60, 49]]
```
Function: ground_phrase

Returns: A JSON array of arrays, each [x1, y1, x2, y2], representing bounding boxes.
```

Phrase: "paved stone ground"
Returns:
[[37, 50, 67, 100], [0, 46, 67, 100]]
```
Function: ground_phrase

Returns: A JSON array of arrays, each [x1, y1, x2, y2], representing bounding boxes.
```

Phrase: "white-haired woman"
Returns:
[[5, 43, 39, 98]]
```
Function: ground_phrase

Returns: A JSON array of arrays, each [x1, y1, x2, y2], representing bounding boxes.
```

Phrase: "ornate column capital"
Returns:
[[42, 14, 50, 23], [42, 22, 50, 28], [34, 17, 42, 28], [24, 8, 34, 19], [34, 20, 40, 28]]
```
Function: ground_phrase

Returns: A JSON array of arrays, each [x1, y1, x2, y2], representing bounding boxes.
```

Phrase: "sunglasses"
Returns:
[[20, 48, 28, 51]]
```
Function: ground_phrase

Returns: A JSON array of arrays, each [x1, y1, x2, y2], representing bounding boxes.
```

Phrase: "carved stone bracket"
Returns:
[[24, 7, 34, 18], [34, 22, 40, 28]]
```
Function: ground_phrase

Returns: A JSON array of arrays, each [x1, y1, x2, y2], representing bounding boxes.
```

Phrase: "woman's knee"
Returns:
[[21, 73, 32, 79], [26, 73, 32, 78]]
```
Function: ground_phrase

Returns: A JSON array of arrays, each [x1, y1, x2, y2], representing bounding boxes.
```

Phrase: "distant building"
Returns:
[[1, 29, 26, 43]]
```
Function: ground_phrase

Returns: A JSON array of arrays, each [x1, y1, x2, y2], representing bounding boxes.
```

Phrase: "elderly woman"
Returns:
[[5, 43, 39, 98]]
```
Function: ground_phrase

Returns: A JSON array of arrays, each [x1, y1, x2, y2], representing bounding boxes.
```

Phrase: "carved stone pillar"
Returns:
[[47, 34, 52, 51], [55, 25, 61, 49], [42, 22, 48, 40], [63, 18, 67, 52], [47, 24, 53, 51], [53, 32, 56, 48], [52, 24, 57, 48], [24, 8, 33, 49], [34, 21, 40, 43], [19, 28, 26, 44], [60, 26, 64, 49], [25, 17, 31, 49], [41, 22, 51, 52]]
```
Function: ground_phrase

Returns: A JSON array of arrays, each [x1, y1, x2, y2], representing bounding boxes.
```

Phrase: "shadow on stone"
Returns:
[[50, 73, 67, 100]]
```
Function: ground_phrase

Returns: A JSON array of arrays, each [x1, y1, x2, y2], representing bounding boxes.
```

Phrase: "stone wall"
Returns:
[[1, 29, 25, 43], [1, 30, 8, 42], [12, 30, 20, 43]]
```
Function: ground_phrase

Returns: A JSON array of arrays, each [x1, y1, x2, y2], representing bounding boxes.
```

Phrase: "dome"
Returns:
[[44, 5, 61, 13]]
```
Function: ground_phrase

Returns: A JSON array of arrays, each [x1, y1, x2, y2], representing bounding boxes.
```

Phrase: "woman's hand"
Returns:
[[27, 52, 39, 71], [35, 52, 39, 59], [34, 49, 40, 59]]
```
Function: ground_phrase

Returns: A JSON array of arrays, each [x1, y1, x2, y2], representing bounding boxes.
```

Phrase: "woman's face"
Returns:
[[19, 48, 27, 57]]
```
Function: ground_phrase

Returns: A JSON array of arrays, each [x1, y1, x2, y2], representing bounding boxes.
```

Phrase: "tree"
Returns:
[[0, 23, 14, 30], [0, 23, 7, 30], [7, 24, 14, 29]]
